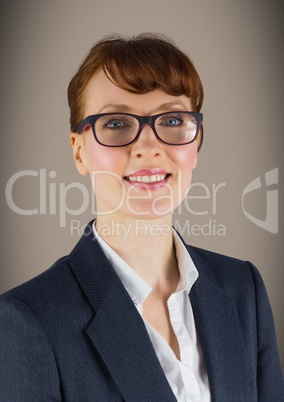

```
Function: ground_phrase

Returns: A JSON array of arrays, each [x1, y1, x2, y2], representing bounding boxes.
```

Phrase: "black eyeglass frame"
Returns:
[[76, 111, 203, 148]]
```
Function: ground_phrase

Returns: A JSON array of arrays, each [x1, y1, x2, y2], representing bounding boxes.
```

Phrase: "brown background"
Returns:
[[0, 0, 283, 367]]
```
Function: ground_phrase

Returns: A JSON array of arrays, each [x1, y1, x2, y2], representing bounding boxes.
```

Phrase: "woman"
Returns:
[[0, 33, 283, 401]]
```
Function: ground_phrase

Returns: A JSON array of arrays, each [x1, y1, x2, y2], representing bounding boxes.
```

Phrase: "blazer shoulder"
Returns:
[[187, 244, 260, 300], [0, 254, 76, 310], [188, 244, 249, 268]]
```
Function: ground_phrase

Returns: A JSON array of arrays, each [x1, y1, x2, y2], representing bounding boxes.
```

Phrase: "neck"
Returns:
[[95, 214, 179, 292]]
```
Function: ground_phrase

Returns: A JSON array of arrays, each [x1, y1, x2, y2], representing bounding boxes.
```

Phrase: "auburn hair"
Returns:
[[67, 33, 204, 148]]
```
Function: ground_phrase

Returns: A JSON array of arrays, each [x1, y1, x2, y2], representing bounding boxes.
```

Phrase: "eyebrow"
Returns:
[[153, 101, 190, 113], [97, 104, 133, 113], [97, 101, 189, 114]]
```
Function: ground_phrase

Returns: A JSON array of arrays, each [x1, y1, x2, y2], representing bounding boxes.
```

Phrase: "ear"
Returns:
[[193, 150, 198, 169], [70, 133, 89, 175]]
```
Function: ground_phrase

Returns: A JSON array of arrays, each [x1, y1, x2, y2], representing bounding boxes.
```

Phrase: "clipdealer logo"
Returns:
[[5, 167, 279, 235], [242, 168, 278, 234], [4, 169, 227, 235]]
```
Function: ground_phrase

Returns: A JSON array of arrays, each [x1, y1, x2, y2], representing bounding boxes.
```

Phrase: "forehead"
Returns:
[[83, 70, 192, 117]]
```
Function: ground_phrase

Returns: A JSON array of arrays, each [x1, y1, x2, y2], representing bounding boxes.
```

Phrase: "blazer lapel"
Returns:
[[187, 246, 252, 401], [69, 222, 176, 402]]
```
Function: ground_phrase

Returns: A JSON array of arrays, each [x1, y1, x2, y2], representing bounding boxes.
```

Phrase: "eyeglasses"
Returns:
[[76, 111, 203, 147]]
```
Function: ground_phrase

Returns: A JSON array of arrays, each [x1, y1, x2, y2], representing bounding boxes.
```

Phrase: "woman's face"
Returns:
[[71, 70, 198, 221]]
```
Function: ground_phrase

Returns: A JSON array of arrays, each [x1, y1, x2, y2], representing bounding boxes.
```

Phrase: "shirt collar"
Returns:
[[93, 222, 151, 306], [93, 222, 198, 306], [172, 228, 199, 293]]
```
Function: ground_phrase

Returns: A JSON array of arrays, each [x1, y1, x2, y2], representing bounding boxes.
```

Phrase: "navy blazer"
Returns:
[[0, 221, 283, 401]]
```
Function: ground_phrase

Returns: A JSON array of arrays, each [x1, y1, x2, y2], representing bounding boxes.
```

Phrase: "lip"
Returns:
[[126, 168, 168, 177], [124, 168, 170, 191]]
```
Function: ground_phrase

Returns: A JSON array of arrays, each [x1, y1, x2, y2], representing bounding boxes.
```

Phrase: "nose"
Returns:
[[131, 124, 162, 159]]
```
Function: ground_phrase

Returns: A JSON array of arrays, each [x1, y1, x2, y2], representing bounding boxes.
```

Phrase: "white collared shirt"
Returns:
[[93, 223, 211, 401]]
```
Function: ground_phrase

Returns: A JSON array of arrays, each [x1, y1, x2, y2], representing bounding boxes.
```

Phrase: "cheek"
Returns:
[[170, 142, 197, 171], [170, 144, 197, 205], [83, 137, 127, 207], [84, 136, 124, 173]]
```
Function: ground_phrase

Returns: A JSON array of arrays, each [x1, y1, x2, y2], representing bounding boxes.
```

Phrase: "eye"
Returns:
[[160, 116, 183, 127], [104, 119, 126, 129], [99, 114, 136, 131]]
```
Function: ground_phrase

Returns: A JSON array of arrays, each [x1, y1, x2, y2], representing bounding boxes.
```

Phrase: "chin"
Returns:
[[124, 201, 176, 220]]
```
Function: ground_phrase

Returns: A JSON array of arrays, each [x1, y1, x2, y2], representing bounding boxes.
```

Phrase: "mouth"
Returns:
[[123, 169, 171, 190], [125, 173, 170, 183]]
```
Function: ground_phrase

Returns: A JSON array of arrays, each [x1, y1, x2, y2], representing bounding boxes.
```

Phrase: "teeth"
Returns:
[[127, 174, 167, 183]]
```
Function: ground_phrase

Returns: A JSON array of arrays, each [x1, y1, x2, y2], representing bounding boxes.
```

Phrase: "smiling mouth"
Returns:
[[124, 174, 170, 183]]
